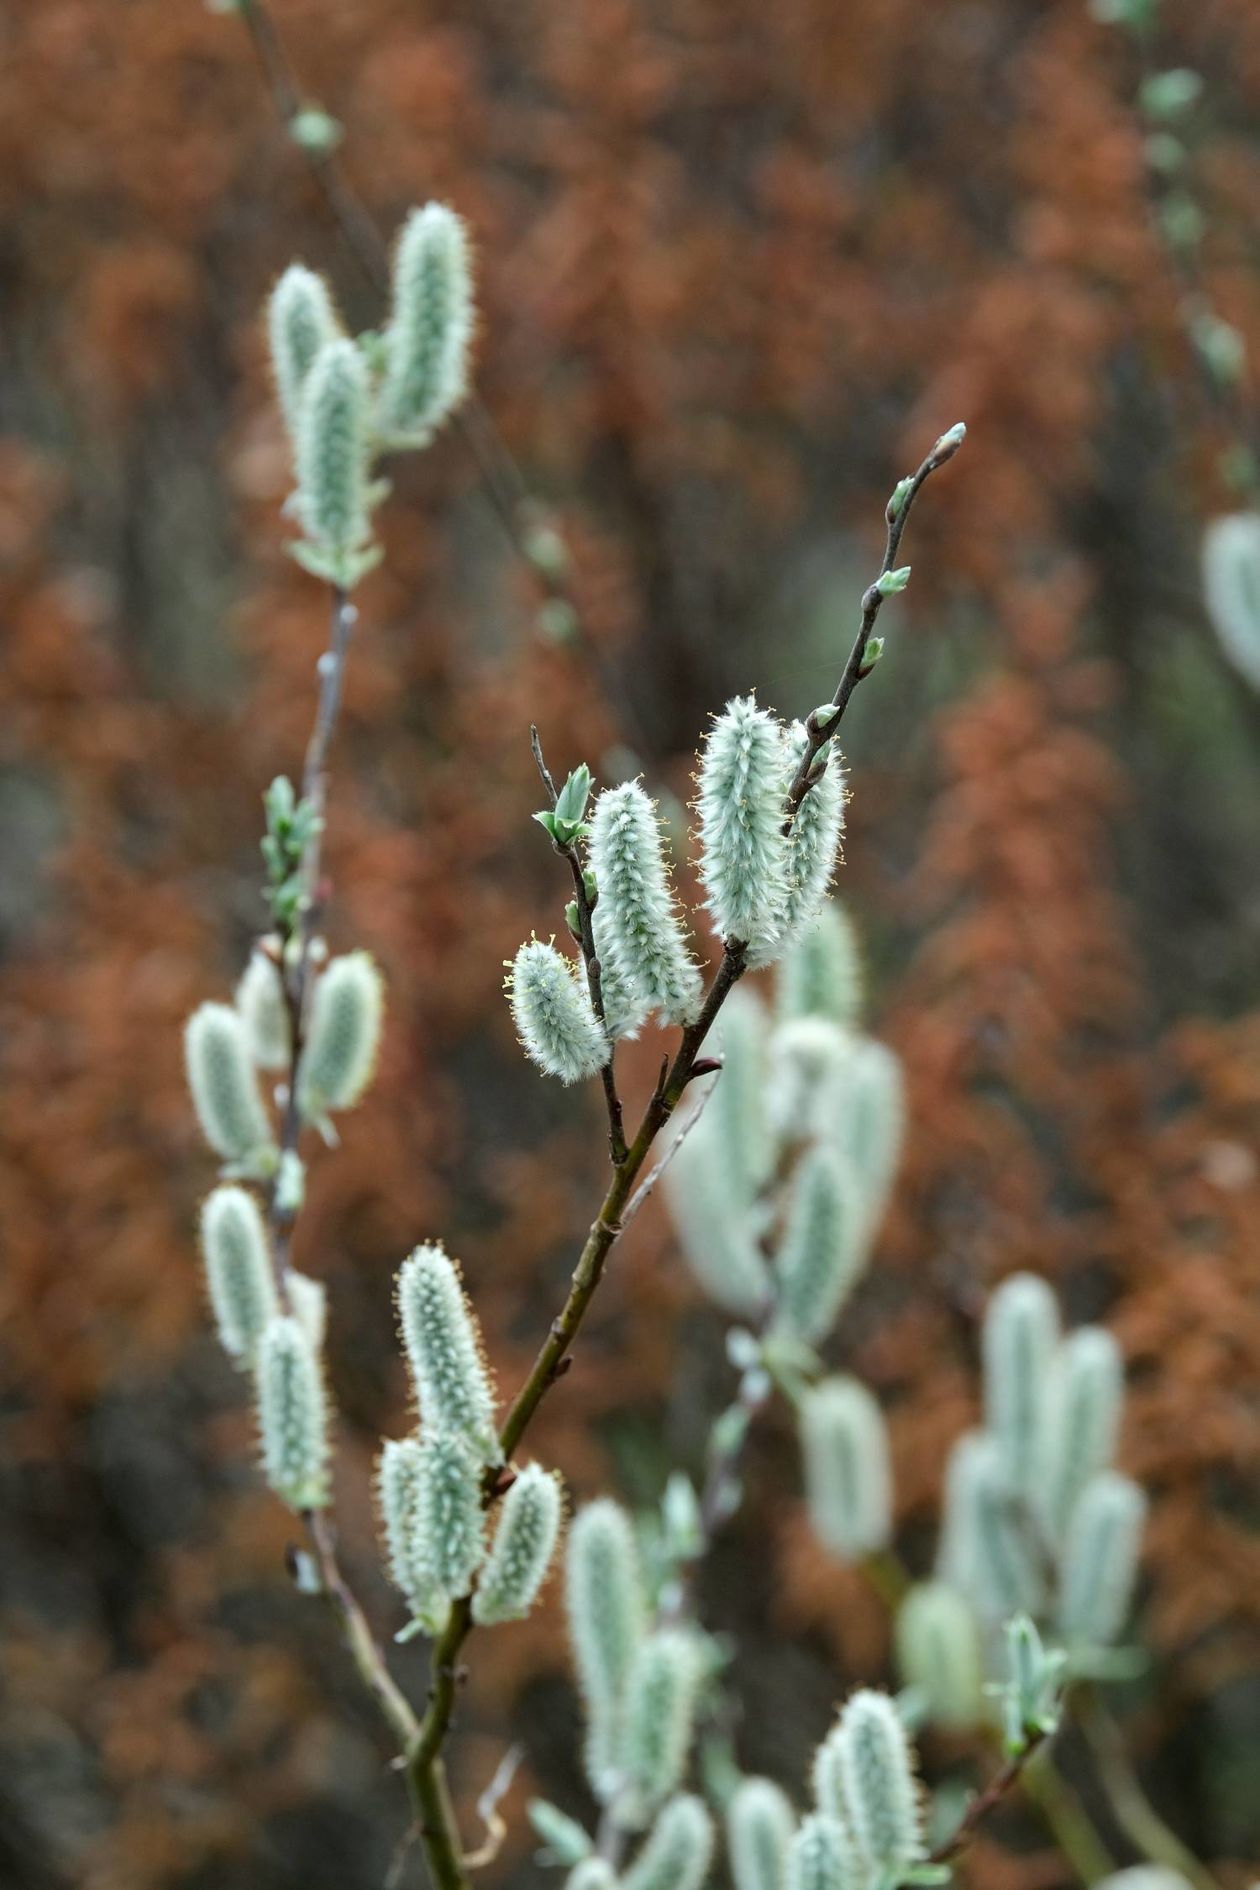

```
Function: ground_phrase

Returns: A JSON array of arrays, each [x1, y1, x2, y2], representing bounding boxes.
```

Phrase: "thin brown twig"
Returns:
[[928, 1731, 1049, 1866]]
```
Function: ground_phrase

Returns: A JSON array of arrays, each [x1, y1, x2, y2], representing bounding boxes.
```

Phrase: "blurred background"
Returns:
[[2, 1, 1260, 1886]]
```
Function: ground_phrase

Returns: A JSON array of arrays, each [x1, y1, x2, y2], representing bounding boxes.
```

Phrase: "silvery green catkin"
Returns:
[[1201, 512, 1260, 692], [775, 726, 846, 950], [509, 938, 609, 1085], [287, 1270, 327, 1353], [727, 1778, 796, 1890], [414, 1429, 487, 1597], [379, 202, 473, 443], [696, 695, 791, 956], [1039, 1326, 1124, 1543], [377, 1436, 444, 1626], [1057, 1470, 1147, 1650], [894, 1582, 985, 1731], [588, 783, 703, 1027], [799, 1376, 891, 1559], [623, 1795, 715, 1890], [709, 987, 773, 1206], [268, 263, 342, 441], [591, 900, 650, 1041], [773, 1148, 865, 1345], [397, 1244, 500, 1463], [199, 1185, 278, 1363], [567, 1863, 619, 1890], [777, 905, 863, 1029], [982, 1273, 1060, 1489], [936, 1431, 1043, 1623], [257, 1313, 330, 1509], [785, 1816, 855, 1890], [663, 1111, 770, 1317], [294, 336, 372, 563], [835, 1689, 923, 1878], [821, 1037, 904, 1239], [566, 1498, 649, 1798], [621, 1628, 703, 1816], [810, 1729, 849, 1828], [299, 951, 384, 1118], [472, 1463, 563, 1625], [185, 1001, 276, 1171], [235, 950, 291, 1071], [766, 1018, 850, 1149]]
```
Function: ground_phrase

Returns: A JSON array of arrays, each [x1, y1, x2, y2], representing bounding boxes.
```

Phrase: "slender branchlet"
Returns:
[[1057, 1470, 1147, 1651], [799, 1375, 892, 1560], [414, 1429, 487, 1599], [1039, 1327, 1124, 1544], [620, 1628, 704, 1820], [937, 1430, 1044, 1623], [982, 1272, 1061, 1490], [588, 782, 704, 1027], [379, 202, 474, 445], [727, 1777, 797, 1890], [784, 1814, 856, 1890], [396, 1244, 500, 1464], [257, 1313, 331, 1509], [895, 1581, 986, 1731], [773, 1147, 865, 1345], [472, 1463, 564, 1626], [268, 262, 343, 440], [235, 947, 292, 1070], [566, 1499, 650, 1800], [696, 695, 793, 958], [509, 938, 610, 1085], [834, 1689, 924, 1878], [622, 1794, 715, 1890], [200, 1184, 279, 1363], [185, 1001, 277, 1176], [774, 727, 846, 953], [299, 949, 385, 1120], [776, 906, 863, 1029]]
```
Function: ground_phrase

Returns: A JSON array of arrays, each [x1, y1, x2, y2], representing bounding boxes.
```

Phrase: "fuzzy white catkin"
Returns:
[[810, 1729, 848, 1828], [835, 1689, 924, 1877], [566, 1498, 649, 1799], [774, 727, 846, 955], [773, 1147, 865, 1345], [287, 1270, 327, 1353], [1038, 1326, 1124, 1545], [982, 1273, 1060, 1490], [727, 1778, 796, 1890], [696, 695, 791, 956], [819, 1036, 904, 1241], [413, 1429, 487, 1598], [509, 938, 609, 1085], [784, 1815, 855, 1890], [257, 1314, 330, 1509], [799, 1376, 891, 1559], [1201, 512, 1260, 691], [592, 899, 651, 1042], [268, 263, 342, 441], [377, 1436, 445, 1627], [895, 1582, 985, 1731], [1057, 1470, 1147, 1650], [621, 1629, 703, 1818], [294, 336, 372, 560], [397, 1244, 500, 1463], [766, 1017, 852, 1149], [379, 202, 474, 443], [472, 1463, 563, 1625], [777, 905, 863, 1029], [185, 1001, 276, 1171], [663, 1108, 771, 1318], [299, 951, 384, 1117], [199, 1185, 278, 1363], [235, 950, 291, 1070], [623, 1795, 715, 1890], [936, 1430, 1044, 1623], [708, 987, 773, 1206], [588, 782, 703, 1027]]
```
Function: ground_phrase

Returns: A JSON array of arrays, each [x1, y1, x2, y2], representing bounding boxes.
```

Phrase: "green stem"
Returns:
[[1023, 1747, 1115, 1886], [1076, 1687, 1219, 1890]]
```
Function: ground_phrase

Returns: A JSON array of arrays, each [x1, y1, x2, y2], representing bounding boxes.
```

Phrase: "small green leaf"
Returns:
[[555, 764, 592, 826], [877, 565, 912, 596]]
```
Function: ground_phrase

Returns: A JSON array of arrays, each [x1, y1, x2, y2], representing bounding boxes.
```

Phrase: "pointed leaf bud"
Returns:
[[982, 1273, 1060, 1488], [799, 1376, 891, 1560], [566, 1498, 649, 1800], [257, 1313, 330, 1509], [472, 1462, 564, 1625], [508, 938, 609, 1084], [588, 783, 703, 1026], [696, 696, 791, 955], [835, 1689, 923, 1877], [727, 1778, 796, 1890], [200, 1184, 278, 1362], [895, 1582, 985, 1731], [397, 1243, 499, 1463], [623, 1795, 714, 1890], [876, 567, 911, 597], [185, 1001, 277, 1173], [379, 203, 474, 443], [1057, 1470, 1147, 1650], [268, 263, 342, 441]]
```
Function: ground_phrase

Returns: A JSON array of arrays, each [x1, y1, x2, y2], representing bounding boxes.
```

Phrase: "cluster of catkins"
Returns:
[[268, 199, 473, 588], [544, 1495, 929, 1890], [507, 695, 848, 1084], [186, 946, 384, 1507]]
